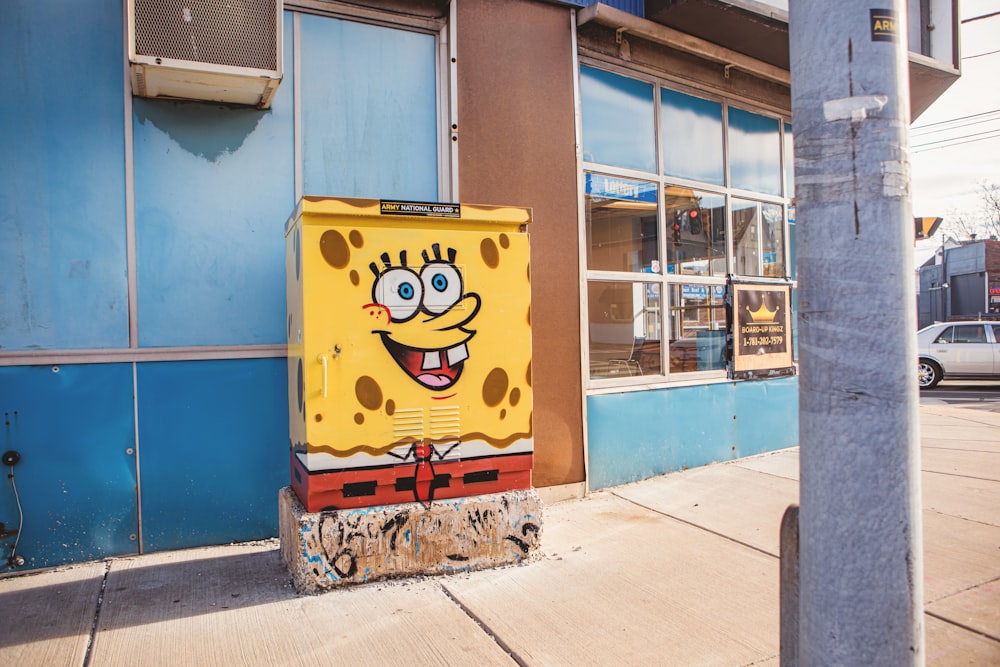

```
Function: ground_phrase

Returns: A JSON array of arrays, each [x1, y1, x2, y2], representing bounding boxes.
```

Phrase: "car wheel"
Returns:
[[918, 359, 941, 389]]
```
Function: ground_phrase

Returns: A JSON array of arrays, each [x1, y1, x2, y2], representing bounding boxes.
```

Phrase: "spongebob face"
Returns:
[[366, 243, 480, 392]]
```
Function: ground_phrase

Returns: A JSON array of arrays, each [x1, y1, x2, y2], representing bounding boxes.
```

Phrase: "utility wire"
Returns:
[[912, 128, 1000, 148], [961, 10, 1000, 23], [964, 48, 1000, 60], [911, 115, 1000, 136], [912, 131, 1000, 153], [912, 109, 1000, 131]]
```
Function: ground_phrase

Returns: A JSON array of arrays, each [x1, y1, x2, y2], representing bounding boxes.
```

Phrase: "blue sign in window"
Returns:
[[585, 173, 657, 203]]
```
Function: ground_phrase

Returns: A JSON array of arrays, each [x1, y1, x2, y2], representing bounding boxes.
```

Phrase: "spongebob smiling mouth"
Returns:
[[367, 244, 481, 392]]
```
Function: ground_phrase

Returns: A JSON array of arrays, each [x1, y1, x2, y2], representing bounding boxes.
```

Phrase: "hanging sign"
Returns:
[[731, 282, 794, 379]]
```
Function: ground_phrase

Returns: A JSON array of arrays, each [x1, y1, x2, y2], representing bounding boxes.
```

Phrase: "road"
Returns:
[[919, 380, 1000, 411]]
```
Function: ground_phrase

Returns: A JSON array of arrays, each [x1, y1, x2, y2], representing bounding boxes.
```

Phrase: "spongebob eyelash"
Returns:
[[369, 250, 409, 277], [421, 243, 457, 264], [370, 245, 458, 278]]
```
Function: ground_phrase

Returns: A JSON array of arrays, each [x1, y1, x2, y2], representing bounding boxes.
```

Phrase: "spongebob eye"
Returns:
[[420, 263, 463, 314], [373, 268, 423, 322]]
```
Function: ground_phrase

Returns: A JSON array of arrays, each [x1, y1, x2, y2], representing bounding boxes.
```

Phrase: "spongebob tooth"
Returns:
[[422, 351, 442, 370], [447, 343, 469, 366]]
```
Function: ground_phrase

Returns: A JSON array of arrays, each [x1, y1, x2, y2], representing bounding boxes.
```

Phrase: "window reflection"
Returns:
[[668, 283, 726, 373], [664, 187, 726, 277], [588, 282, 661, 378], [729, 107, 782, 196], [734, 199, 786, 277], [586, 175, 659, 273], [661, 89, 724, 186], [580, 66, 656, 173]]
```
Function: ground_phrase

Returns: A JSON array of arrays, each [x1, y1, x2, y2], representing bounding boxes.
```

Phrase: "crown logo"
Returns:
[[746, 302, 779, 322]]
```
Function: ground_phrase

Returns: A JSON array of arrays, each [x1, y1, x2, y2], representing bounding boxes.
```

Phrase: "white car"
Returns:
[[917, 320, 1000, 388]]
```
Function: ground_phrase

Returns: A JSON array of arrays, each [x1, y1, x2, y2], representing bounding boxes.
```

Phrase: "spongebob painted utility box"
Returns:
[[285, 197, 535, 512]]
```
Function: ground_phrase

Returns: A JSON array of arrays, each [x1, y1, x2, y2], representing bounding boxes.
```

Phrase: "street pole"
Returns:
[[789, 1, 925, 664]]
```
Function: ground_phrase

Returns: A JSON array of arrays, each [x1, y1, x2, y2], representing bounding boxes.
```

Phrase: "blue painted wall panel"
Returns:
[[0, 364, 137, 573], [560, 0, 645, 16], [132, 12, 295, 347], [300, 14, 439, 200], [0, 0, 129, 350], [587, 377, 798, 490], [136, 359, 288, 551]]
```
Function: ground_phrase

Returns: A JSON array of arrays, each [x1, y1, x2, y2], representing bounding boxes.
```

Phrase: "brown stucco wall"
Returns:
[[456, 0, 585, 487]]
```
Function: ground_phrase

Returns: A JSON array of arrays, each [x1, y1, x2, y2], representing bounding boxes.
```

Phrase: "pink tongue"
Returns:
[[417, 373, 451, 387], [417, 373, 452, 388]]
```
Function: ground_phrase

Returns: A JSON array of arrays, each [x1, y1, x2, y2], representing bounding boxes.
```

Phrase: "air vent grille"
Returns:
[[133, 0, 278, 71]]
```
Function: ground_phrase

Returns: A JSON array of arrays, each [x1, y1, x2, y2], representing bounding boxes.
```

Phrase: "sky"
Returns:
[[910, 0, 1000, 224]]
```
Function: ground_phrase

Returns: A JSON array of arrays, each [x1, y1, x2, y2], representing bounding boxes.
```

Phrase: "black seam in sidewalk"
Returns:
[[81, 561, 110, 667], [611, 492, 780, 560], [922, 468, 1000, 484], [439, 583, 528, 667], [926, 574, 1000, 606], [925, 609, 1000, 644]]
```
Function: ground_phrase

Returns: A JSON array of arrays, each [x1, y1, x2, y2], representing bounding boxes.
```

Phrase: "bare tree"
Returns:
[[941, 207, 980, 241], [978, 181, 1000, 240], [937, 182, 1000, 241]]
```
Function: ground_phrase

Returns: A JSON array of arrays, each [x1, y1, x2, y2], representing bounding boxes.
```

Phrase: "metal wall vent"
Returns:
[[128, 0, 283, 109]]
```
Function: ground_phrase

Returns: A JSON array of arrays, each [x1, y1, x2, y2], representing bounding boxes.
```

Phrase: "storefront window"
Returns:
[[580, 64, 792, 384], [667, 283, 726, 373], [661, 89, 724, 186], [588, 281, 661, 378], [664, 188, 726, 277], [585, 174, 659, 273], [580, 66, 656, 173], [728, 107, 782, 196], [734, 199, 787, 277]]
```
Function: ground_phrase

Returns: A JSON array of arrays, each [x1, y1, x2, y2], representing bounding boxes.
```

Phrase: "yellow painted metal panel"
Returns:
[[286, 197, 533, 474]]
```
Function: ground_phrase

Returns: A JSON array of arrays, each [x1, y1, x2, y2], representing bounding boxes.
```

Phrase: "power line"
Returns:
[[912, 131, 1000, 153], [961, 10, 1000, 23], [911, 115, 1000, 136], [912, 109, 1000, 130], [964, 48, 1000, 60], [912, 127, 1000, 148]]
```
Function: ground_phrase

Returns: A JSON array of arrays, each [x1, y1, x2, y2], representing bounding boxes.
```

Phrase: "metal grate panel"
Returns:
[[133, 0, 278, 71]]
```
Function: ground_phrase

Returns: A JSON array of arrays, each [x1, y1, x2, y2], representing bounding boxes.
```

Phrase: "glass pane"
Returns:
[[663, 187, 726, 277], [588, 281, 662, 378], [953, 325, 986, 343], [784, 122, 794, 197], [667, 283, 727, 373], [580, 66, 656, 173], [586, 174, 659, 273], [301, 15, 438, 199], [761, 203, 786, 277], [733, 198, 760, 276], [661, 88, 724, 186], [729, 107, 782, 195]]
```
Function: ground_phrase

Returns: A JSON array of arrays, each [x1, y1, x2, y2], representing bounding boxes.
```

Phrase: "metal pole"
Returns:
[[789, 1, 925, 664]]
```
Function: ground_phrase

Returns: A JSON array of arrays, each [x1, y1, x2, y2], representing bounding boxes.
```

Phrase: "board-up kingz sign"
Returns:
[[732, 283, 794, 378]]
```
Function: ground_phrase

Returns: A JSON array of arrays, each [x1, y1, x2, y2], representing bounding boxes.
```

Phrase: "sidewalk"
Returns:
[[2, 405, 998, 666]]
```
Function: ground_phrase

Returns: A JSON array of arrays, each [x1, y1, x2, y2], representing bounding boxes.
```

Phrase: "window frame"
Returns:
[[578, 60, 794, 391]]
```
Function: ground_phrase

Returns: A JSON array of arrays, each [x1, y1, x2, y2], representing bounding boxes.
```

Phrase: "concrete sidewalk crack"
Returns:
[[81, 561, 110, 667], [439, 583, 528, 666], [925, 609, 1000, 644], [923, 468, 1000, 484], [611, 491, 780, 560], [926, 574, 1000, 606]]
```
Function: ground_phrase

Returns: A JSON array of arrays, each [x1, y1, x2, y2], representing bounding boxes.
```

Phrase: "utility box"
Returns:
[[285, 197, 534, 512]]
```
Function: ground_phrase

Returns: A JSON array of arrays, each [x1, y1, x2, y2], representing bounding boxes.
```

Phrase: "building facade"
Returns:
[[1, 0, 958, 572]]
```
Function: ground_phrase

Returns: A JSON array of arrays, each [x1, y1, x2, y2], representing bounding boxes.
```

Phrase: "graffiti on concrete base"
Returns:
[[289, 491, 541, 588]]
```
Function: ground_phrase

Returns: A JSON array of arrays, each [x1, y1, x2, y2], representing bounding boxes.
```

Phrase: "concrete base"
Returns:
[[278, 486, 543, 593]]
